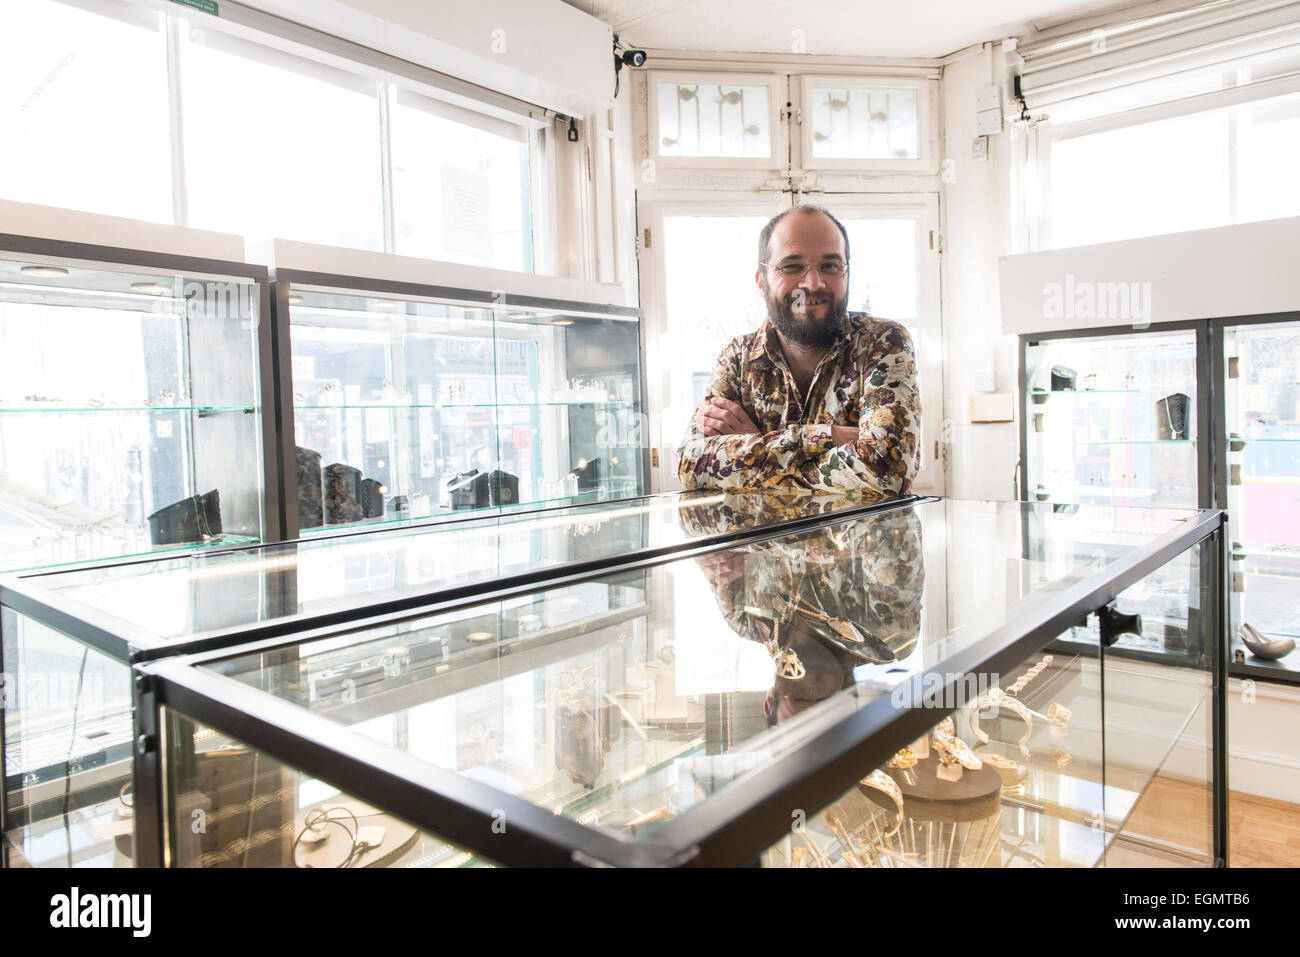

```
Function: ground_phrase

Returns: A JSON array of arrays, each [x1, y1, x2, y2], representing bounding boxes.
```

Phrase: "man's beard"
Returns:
[[762, 280, 848, 348]]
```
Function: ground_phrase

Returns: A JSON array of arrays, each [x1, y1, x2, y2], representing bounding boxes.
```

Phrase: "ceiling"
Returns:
[[561, 0, 1146, 59]]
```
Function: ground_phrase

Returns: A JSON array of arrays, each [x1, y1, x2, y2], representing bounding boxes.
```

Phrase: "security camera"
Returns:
[[620, 49, 647, 68]]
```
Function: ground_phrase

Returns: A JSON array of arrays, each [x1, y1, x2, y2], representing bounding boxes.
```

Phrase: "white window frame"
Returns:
[[1030, 71, 1300, 250], [647, 71, 786, 170], [797, 75, 934, 172]]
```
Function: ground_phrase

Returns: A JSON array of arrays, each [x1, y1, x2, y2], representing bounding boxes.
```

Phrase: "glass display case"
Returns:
[[0, 234, 276, 574], [4, 493, 1223, 867], [1020, 324, 1209, 510], [1218, 313, 1300, 678], [0, 488, 899, 866], [272, 272, 647, 537]]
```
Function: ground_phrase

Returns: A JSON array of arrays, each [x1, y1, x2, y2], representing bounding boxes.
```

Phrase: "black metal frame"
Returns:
[[136, 503, 1225, 868], [1018, 312, 1300, 686]]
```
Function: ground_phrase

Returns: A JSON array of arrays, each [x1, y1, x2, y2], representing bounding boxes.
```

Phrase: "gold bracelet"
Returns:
[[968, 688, 1034, 747], [859, 769, 905, 839]]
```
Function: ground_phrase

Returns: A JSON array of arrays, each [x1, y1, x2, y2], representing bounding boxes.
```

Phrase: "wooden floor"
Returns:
[[1230, 790, 1300, 867], [1108, 776, 1300, 866]]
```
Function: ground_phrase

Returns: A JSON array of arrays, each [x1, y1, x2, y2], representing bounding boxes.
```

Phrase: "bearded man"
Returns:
[[676, 204, 921, 496]]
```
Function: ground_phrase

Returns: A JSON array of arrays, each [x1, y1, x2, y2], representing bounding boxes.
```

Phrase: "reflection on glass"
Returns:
[[811, 87, 918, 159], [3, 614, 134, 868], [1224, 321, 1300, 669], [161, 708, 484, 868], [657, 83, 770, 158], [1024, 330, 1198, 507], [184, 499, 1202, 860]]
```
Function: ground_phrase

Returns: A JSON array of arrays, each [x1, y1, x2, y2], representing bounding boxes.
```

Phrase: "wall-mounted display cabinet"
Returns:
[[0, 234, 276, 575], [2, 492, 1227, 867], [1020, 313, 1300, 680], [271, 270, 649, 538]]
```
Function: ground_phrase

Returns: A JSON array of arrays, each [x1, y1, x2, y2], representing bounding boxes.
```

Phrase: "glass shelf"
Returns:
[[0, 405, 255, 414], [293, 401, 635, 411], [9, 533, 261, 574], [297, 480, 644, 536], [1030, 389, 1142, 397]]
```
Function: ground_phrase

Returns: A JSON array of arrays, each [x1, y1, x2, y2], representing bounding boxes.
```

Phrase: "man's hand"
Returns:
[[694, 396, 760, 437]]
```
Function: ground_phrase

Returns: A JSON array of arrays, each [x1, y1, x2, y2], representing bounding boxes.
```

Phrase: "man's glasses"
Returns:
[[760, 260, 848, 280]]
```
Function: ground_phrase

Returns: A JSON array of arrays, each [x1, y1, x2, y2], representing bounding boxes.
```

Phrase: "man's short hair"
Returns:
[[757, 204, 851, 271]]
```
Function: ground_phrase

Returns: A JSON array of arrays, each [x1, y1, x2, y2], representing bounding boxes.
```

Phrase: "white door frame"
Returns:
[[637, 191, 945, 496]]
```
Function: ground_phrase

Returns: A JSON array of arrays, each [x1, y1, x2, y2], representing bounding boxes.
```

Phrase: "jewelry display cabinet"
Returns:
[[68, 495, 1222, 868], [1020, 322, 1209, 511], [0, 489, 904, 867], [0, 234, 276, 574], [270, 270, 649, 539]]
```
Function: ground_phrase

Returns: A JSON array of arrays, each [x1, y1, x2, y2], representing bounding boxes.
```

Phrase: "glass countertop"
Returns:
[[13, 490, 905, 647], [179, 498, 1212, 858]]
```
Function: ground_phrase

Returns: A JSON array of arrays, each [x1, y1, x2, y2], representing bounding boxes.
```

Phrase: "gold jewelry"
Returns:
[[968, 688, 1033, 747], [932, 728, 983, 770], [1047, 702, 1071, 729], [887, 746, 918, 785], [860, 769, 905, 838], [775, 648, 806, 680]]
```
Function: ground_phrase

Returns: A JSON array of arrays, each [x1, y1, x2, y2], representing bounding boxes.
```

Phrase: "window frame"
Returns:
[[797, 74, 934, 172], [647, 70, 786, 170]]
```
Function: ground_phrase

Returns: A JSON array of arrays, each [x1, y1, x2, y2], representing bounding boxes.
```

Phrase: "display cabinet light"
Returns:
[[552, 318, 574, 326], [130, 281, 171, 295], [508, 311, 534, 320], [287, 294, 304, 304], [19, 263, 69, 278]]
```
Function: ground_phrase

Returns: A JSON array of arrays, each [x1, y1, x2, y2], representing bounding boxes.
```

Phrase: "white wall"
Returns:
[[939, 44, 1021, 500], [239, 0, 615, 116], [1000, 216, 1300, 335]]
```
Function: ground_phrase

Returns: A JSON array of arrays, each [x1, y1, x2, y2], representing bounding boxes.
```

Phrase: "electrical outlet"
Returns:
[[972, 136, 988, 160]]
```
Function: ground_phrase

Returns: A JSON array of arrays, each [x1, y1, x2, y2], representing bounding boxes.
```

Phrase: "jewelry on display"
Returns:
[[968, 688, 1034, 747], [887, 746, 919, 786], [932, 726, 983, 770], [775, 648, 807, 680], [859, 769, 905, 839]]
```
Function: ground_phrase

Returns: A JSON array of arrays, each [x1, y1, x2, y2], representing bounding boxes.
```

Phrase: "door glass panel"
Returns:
[[657, 83, 771, 158], [809, 87, 918, 160], [660, 215, 771, 475], [1224, 320, 1300, 672], [1025, 329, 1198, 507]]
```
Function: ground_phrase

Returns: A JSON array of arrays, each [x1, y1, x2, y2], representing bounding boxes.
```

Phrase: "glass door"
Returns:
[[639, 196, 943, 494], [638, 201, 785, 492], [1222, 319, 1300, 672]]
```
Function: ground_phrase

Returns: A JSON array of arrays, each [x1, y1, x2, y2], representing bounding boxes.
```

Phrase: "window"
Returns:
[[649, 72, 781, 167], [0, 0, 548, 274], [800, 76, 930, 170], [179, 28, 385, 251], [0, 0, 172, 222], [1044, 90, 1300, 248], [390, 89, 534, 271]]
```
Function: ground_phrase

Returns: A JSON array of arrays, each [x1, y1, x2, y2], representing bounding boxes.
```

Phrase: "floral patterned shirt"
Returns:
[[676, 314, 921, 497]]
